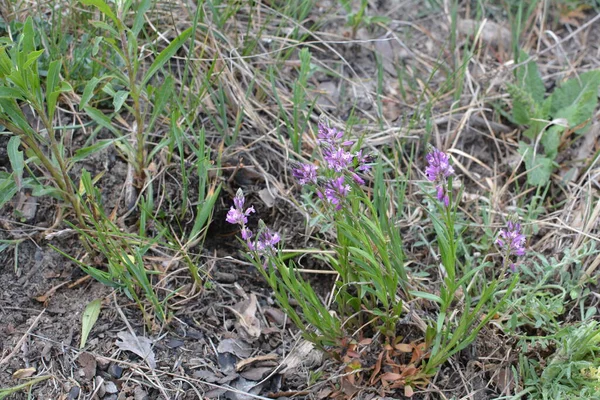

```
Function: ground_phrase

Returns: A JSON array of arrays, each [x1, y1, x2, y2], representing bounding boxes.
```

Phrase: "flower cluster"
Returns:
[[497, 220, 526, 272], [226, 189, 280, 259], [425, 147, 454, 207], [292, 121, 372, 209]]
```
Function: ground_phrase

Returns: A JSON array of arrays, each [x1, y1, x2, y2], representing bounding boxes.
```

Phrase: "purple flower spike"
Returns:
[[226, 188, 255, 226], [497, 221, 526, 258], [317, 122, 344, 145], [425, 148, 454, 182], [254, 229, 281, 253], [426, 147, 454, 207], [293, 163, 318, 185], [319, 176, 351, 209]]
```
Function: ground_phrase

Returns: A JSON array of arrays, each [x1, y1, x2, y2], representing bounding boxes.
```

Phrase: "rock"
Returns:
[[68, 386, 80, 399], [104, 381, 118, 394], [108, 364, 123, 379]]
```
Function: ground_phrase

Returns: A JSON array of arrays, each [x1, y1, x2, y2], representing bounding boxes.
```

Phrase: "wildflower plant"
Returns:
[[420, 147, 520, 375]]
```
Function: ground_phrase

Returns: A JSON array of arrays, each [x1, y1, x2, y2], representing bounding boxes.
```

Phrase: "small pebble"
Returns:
[[103, 395, 118, 400], [68, 386, 80, 399], [104, 381, 118, 394], [108, 364, 123, 379]]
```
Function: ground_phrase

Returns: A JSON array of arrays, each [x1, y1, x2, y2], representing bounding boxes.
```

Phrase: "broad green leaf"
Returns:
[[540, 125, 563, 159], [519, 142, 554, 186], [80, 298, 102, 348], [141, 27, 193, 87], [517, 51, 545, 104], [551, 71, 600, 133], [21, 18, 35, 55], [7, 136, 23, 190]]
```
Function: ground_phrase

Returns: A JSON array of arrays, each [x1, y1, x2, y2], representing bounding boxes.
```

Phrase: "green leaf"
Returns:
[[519, 142, 554, 186], [540, 125, 563, 159], [0, 87, 25, 100], [7, 136, 24, 190], [46, 60, 62, 120], [72, 138, 119, 163], [141, 27, 193, 87], [132, 0, 151, 36], [80, 0, 120, 28], [80, 298, 102, 348], [410, 290, 442, 304], [550, 71, 600, 134], [112, 90, 129, 112], [0, 172, 18, 208], [89, 21, 119, 37], [517, 51, 545, 104], [80, 76, 102, 109], [83, 106, 120, 135]]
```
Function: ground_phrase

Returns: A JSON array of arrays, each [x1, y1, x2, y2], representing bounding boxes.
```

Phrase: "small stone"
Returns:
[[104, 395, 118, 400], [104, 381, 118, 394], [68, 386, 80, 399], [108, 364, 123, 379]]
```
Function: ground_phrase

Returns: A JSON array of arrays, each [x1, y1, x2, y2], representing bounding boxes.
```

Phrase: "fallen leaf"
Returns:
[[217, 338, 253, 359], [115, 331, 156, 369], [12, 367, 36, 379], [227, 293, 261, 341], [239, 367, 273, 381]]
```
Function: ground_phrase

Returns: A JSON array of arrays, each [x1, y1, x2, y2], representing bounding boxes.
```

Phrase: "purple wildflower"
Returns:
[[323, 146, 353, 172], [497, 221, 526, 257], [318, 176, 351, 209], [293, 163, 318, 185], [425, 147, 454, 207], [317, 122, 344, 145], [354, 150, 372, 172], [226, 190, 255, 225], [249, 228, 281, 253]]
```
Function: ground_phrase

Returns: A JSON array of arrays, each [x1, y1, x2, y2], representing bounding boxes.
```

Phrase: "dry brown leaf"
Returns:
[[12, 367, 36, 379], [394, 343, 413, 353]]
